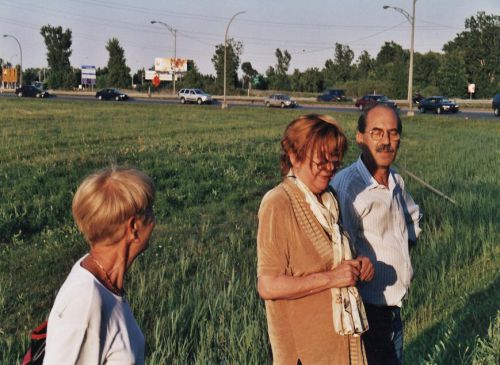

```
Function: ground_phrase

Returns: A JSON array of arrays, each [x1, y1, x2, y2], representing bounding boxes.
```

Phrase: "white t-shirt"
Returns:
[[44, 256, 145, 365]]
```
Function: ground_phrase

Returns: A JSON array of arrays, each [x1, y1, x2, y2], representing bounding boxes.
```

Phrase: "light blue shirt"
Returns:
[[331, 157, 421, 307]]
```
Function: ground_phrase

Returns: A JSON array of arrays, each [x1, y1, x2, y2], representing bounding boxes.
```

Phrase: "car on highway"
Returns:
[[492, 93, 500, 117], [15, 85, 50, 98], [317, 88, 346, 102], [418, 96, 459, 114], [95, 88, 129, 101], [264, 94, 297, 108], [354, 94, 398, 111], [178, 88, 212, 104]]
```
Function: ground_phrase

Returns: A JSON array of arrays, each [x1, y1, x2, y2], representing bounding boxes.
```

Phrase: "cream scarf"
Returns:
[[291, 175, 369, 336]]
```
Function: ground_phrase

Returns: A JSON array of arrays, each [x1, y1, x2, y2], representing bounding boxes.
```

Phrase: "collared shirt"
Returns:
[[331, 157, 422, 307]]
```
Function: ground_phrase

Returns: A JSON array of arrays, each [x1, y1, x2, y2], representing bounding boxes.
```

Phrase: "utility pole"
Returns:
[[151, 20, 177, 95], [383, 0, 417, 117], [222, 11, 245, 109]]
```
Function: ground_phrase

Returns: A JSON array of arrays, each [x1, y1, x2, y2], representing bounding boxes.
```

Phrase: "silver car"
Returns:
[[264, 94, 297, 108], [178, 88, 212, 105]]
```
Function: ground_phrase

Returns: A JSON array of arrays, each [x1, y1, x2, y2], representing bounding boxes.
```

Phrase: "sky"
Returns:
[[1, 0, 499, 76]]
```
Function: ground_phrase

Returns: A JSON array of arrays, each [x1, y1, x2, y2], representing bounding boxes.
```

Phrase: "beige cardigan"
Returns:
[[257, 179, 366, 365]]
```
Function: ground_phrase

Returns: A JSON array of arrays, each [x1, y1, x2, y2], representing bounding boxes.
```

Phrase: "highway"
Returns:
[[0, 91, 496, 120]]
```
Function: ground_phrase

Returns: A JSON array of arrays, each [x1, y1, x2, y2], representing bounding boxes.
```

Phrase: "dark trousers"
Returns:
[[363, 303, 403, 365]]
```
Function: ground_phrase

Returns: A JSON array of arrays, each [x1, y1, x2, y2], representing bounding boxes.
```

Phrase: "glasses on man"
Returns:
[[368, 128, 401, 141]]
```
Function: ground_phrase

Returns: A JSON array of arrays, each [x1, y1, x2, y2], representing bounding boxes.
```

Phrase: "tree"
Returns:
[[375, 41, 409, 98], [22, 68, 40, 86], [301, 67, 324, 92], [413, 51, 442, 94], [437, 50, 467, 97], [333, 43, 354, 82], [177, 60, 205, 89], [443, 12, 500, 97], [211, 38, 243, 92], [105, 38, 131, 89], [241, 61, 258, 91], [40, 25, 74, 89], [267, 48, 291, 90], [355, 50, 375, 79], [323, 43, 354, 86]]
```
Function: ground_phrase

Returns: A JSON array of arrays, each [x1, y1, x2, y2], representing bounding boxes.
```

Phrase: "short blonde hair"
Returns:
[[280, 114, 348, 176], [72, 167, 155, 244]]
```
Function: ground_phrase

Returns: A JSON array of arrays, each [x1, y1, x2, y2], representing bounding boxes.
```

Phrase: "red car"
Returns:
[[355, 94, 398, 111]]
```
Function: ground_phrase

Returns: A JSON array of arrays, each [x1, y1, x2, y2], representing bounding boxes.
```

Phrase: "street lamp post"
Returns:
[[3, 34, 23, 86], [383, 0, 416, 117], [222, 11, 245, 109], [151, 20, 177, 95]]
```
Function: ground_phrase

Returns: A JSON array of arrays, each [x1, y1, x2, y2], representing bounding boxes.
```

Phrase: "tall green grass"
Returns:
[[0, 98, 498, 364]]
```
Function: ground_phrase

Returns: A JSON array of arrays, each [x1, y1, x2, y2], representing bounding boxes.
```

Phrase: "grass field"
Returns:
[[0, 98, 498, 364]]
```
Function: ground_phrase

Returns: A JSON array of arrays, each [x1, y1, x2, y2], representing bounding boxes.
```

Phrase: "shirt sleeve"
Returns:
[[44, 287, 103, 364], [257, 190, 290, 277], [403, 188, 422, 244]]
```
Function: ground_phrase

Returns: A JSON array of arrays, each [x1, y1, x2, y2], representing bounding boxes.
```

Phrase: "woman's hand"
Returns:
[[326, 260, 361, 288], [356, 255, 374, 282], [257, 257, 373, 301]]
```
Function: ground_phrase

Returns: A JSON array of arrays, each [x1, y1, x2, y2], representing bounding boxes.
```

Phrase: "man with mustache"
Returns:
[[331, 103, 421, 365]]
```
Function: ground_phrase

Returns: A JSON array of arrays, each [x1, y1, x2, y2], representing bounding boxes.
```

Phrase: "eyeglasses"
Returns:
[[310, 158, 343, 171], [367, 128, 400, 141]]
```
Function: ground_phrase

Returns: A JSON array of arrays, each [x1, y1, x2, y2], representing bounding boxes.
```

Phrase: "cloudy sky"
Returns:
[[1, 0, 498, 75]]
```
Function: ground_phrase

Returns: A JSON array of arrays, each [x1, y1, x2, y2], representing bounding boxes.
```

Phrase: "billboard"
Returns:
[[145, 70, 179, 81], [2, 67, 17, 83], [154, 58, 187, 73], [81, 65, 96, 85]]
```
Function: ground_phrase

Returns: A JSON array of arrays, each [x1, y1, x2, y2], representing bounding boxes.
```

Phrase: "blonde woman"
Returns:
[[44, 167, 155, 365], [257, 115, 374, 364]]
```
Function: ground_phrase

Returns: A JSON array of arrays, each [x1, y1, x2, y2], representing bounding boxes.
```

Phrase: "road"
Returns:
[[0, 92, 496, 120]]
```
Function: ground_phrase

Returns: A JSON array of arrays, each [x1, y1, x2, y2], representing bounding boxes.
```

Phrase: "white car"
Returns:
[[178, 88, 212, 105], [264, 94, 297, 108]]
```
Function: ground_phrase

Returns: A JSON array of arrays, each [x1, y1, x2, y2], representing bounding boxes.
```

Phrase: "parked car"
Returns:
[[317, 89, 346, 102], [15, 85, 50, 98], [418, 96, 459, 114], [354, 94, 398, 111], [95, 88, 129, 101], [264, 94, 297, 108], [178, 88, 212, 104], [492, 93, 500, 117]]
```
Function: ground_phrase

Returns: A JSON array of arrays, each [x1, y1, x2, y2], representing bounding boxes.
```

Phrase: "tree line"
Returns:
[[7, 11, 499, 99]]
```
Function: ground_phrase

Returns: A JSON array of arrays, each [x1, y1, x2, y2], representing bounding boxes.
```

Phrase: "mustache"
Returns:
[[376, 145, 395, 153]]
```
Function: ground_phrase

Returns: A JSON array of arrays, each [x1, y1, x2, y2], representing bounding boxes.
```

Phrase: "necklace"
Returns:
[[89, 254, 123, 296]]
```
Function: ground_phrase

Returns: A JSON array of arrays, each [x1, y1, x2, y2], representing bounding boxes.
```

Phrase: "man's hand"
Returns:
[[357, 256, 375, 282]]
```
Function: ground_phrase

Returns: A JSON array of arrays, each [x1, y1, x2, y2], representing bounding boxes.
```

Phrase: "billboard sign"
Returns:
[[145, 70, 180, 81], [2, 67, 17, 83], [81, 65, 96, 85], [154, 57, 187, 73]]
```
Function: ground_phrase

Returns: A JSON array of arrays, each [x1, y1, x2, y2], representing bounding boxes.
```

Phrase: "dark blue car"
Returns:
[[317, 89, 346, 102], [418, 96, 459, 114]]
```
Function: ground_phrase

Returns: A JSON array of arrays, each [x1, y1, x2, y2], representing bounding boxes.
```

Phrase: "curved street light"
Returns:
[[151, 20, 177, 95], [3, 34, 23, 86], [383, 0, 417, 117], [222, 11, 245, 109]]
